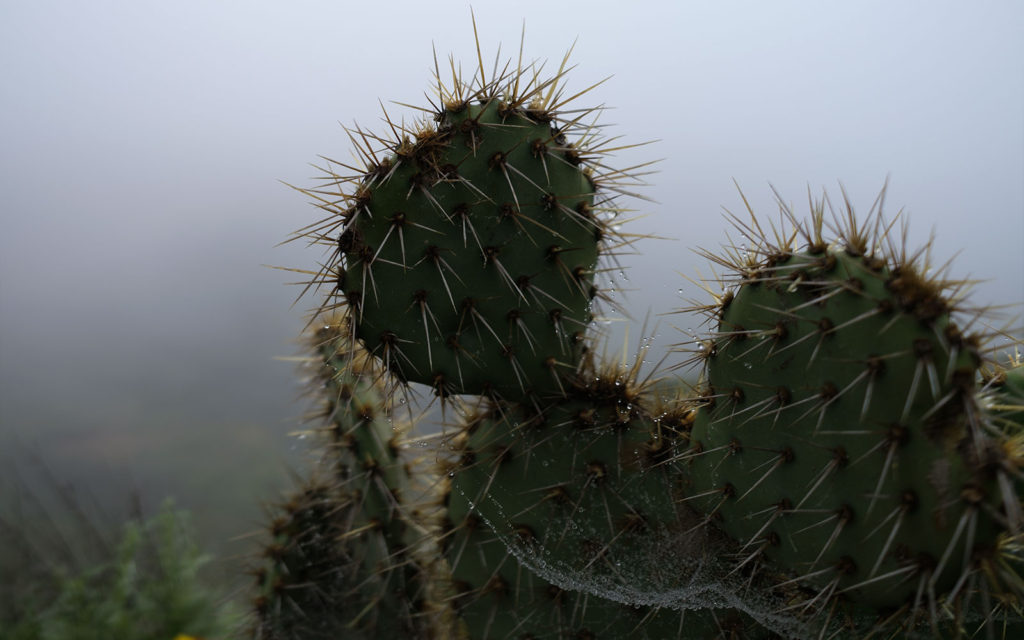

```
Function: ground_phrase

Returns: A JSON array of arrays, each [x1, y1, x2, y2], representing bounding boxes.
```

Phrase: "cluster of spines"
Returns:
[[981, 352, 1024, 437]]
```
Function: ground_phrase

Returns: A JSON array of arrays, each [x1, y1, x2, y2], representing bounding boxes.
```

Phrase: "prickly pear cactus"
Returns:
[[252, 480, 368, 640], [252, 320, 431, 639], [292, 43, 636, 400], [274, 16, 1024, 639], [685, 193, 1023, 632]]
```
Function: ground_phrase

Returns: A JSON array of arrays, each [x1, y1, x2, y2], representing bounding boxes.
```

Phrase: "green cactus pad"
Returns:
[[685, 192, 1023, 631], [449, 374, 705, 597], [312, 320, 415, 506], [291, 39, 646, 401], [339, 98, 598, 399], [252, 481, 387, 640], [443, 471, 771, 639], [442, 364, 794, 637]]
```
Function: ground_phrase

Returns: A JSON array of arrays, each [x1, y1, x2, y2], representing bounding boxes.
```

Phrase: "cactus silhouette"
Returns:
[[263, 21, 1023, 639]]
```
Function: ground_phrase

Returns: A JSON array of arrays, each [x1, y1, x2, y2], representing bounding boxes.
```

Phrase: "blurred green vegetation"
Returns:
[[0, 494, 242, 640], [0, 419, 307, 640]]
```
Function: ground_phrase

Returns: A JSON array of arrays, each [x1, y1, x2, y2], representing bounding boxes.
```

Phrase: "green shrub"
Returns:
[[1, 501, 239, 640]]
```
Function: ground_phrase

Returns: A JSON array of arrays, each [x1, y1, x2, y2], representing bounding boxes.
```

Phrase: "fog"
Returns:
[[1, 0, 1022, 554]]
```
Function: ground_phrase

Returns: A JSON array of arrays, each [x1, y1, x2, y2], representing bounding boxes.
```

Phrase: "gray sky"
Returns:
[[1, 1, 1022, 503]]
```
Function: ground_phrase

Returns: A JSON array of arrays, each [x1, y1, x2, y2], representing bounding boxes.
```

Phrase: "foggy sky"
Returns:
[[1, 1, 1022, 476]]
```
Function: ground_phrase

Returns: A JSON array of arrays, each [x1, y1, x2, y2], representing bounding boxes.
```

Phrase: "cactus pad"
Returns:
[[685, 190, 1023, 631], [443, 367, 772, 638], [443, 468, 769, 639], [290, 37, 646, 400]]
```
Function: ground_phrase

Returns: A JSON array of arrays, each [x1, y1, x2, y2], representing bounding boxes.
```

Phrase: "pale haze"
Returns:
[[1, 1, 1022, 552]]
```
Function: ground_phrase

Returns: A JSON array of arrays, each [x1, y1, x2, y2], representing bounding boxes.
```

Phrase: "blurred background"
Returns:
[[2, 0, 1022, 605]]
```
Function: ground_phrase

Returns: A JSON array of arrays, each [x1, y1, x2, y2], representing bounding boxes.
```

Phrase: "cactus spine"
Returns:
[[261, 21, 1024, 639]]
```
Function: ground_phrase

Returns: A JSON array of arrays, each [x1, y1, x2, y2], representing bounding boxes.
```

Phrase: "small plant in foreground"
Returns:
[[1, 496, 240, 640]]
